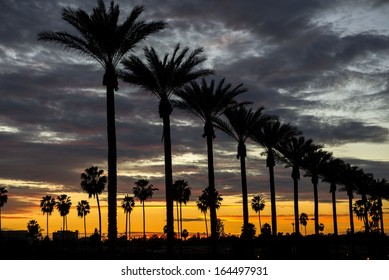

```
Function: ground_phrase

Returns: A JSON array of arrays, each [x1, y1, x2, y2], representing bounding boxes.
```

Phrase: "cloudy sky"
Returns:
[[1, 0, 389, 233]]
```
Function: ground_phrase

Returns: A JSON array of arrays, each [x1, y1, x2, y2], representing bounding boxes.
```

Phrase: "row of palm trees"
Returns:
[[36, 1, 388, 252]]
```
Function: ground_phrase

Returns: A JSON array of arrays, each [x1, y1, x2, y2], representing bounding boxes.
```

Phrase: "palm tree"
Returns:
[[77, 200, 90, 239], [120, 44, 212, 248], [251, 195, 266, 231], [38, 0, 166, 243], [133, 179, 158, 239], [40, 195, 56, 239], [277, 136, 318, 235], [250, 119, 301, 235], [196, 193, 209, 237], [80, 166, 107, 238], [300, 212, 309, 236], [27, 220, 43, 241], [0, 187, 8, 236], [175, 78, 246, 239], [173, 179, 191, 239], [302, 148, 332, 235], [121, 194, 135, 240], [370, 178, 389, 235], [56, 194, 72, 234], [218, 105, 273, 231], [354, 171, 374, 233]]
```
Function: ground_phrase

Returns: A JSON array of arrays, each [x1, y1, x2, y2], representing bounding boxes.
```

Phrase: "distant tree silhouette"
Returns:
[[300, 213, 309, 236], [175, 78, 246, 239], [261, 223, 271, 236], [133, 179, 158, 239], [81, 166, 106, 238], [56, 194, 72, 238], [38, 0, 165, 244], [250, 119, 301, 235], [251, 195, 266, 231], [27, 220, 43, 241], [219, 105, 273, 232], [172, 179, 191, 239], [121, 44, 212, 250], [0, 187, 8, 236], [181, 229, 189, 240], [278, 136, 318, 235], [40, 195, 56, 239], [370, 178, 389, 234], [354, 171, 374, 233], [196, 192, 209, 237], [77, 200, 90, 239], [216, 218, 225, 238], [121, 194, 135, 240], [241, 222, 256, 239]]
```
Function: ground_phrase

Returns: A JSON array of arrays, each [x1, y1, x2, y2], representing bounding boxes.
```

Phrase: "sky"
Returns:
[[0, 0, 389, 237]]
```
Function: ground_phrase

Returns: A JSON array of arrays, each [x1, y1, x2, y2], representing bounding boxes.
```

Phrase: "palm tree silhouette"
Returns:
[[121, 44, 212, 248], [121, 194, 135, 240], [251, 195, 266, 231], [0, 187, 8, 237], [218, 105, 273, 231], [27, 220, 43, 241], [133, 179, 158, 239], [277, 136, 317, 235], [250, 119, 301, 235], [196, 193, 209, 237], [77, 200, 90, 239], [173, 179, 191, 239], [81, 166, 107, 238], [38, 0, 165, 244], [302, 148, 332, 235], [354, 171, 374, 233], [175, 78, 246, 239], [299, 212, 309, 236], [56, 194, 72, 236], [370, 178, 389, 234], [40, 195, 56, 239]]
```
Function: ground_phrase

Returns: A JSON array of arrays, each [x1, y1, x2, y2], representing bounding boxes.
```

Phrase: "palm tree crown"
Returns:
[[38, 0, 165, 244], [40, 195, 56, 238]]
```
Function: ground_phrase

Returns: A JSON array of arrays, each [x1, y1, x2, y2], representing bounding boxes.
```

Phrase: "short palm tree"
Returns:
[[133, 179, 158, 239], [370, 178, 389, 234], [302, 148, 333, 235], [251, 195, 266, 231], [121, 44, 212, 248], [354, 170, 374, 233], [81, 166, 107, 238], [300, 212, 309, 236], [218, 105, 273, 231], [121, 194, 135, 240], [38, 0, 165, 243], [196, 193, 209, 237], [173, 179, 191, 239], [175, 78, 246, 239], [0, 187, 8, 236], [56, 194, 72, 233], [40, 195, 56, 239], [250, 119, 301, 235], [277, 136, 319, 235], [77, 200, 90, 239]]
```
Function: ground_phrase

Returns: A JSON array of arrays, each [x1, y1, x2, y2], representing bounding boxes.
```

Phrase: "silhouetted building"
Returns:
[[53, 230, 78, 240]]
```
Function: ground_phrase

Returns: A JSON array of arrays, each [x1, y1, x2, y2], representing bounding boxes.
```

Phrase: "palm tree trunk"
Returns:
[[46, 212, 49, 238], [362, 194, 369, 233], [347, 190, 355, 234], [160, 101, 174, 254], [330, 183, 338, 236], [258, 212, 261, 230], [84, 216, 87, 239], [0, 207, 2, 237], [106, 81, 118, 245], [142, 201, 146, 239], [267, 152, 277, 235], [204, 212, 209, 237], [206, 133, 217, 239], [379, 198, 384, 235], [129, 213, 131, 239], [312, 175, 319, 235], [238, 142, 249, 230], [292, 168, 300, 235], [96, 193, 102, 239], [125, 212, 128, 240], [180, 202, 183, 240], [176, 201, 180, 239]]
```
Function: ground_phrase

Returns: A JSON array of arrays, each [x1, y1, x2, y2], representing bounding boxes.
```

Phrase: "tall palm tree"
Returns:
[[321, 158, 345, 236], [251, 195, 265, 230], [302, 148, 333, 235], [77, 200, 90, 239], [38, 0, 166, 243], [133, 179, 158, 239], [175, 78, 246, 239], [81, 166, 107, 238], [0, 187, 8, 237], [300, 212, 309, 236], [370, 178, 389, 235], [354, 170, 374, 233], [172, 179, 191, 239], [40, 195, 56, 239], [56, 194, 72, 234], [277, 136, 318, 235], [218, 105, 273, 231], [120, 44, 212, 248], [250, 119, 301, 235], [196, 186, 223, 238], [121, 194, 135, 240]]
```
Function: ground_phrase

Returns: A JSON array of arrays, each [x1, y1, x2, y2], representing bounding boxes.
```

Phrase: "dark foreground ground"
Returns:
[[1, 233, 388, 260]]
